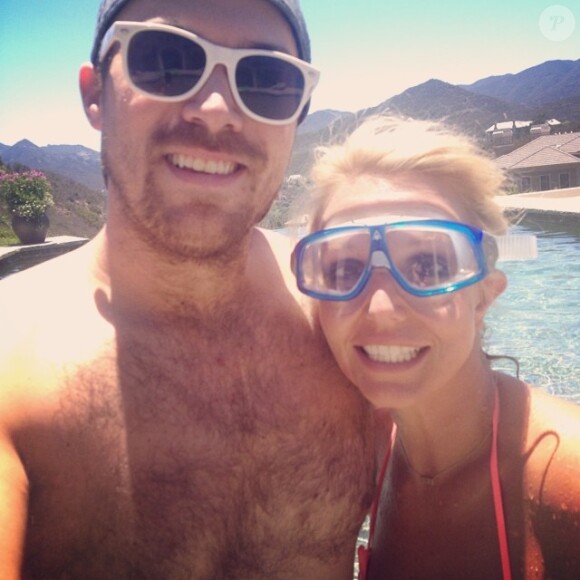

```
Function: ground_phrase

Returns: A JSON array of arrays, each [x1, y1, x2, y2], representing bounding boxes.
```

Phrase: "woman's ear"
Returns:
[[79, 63, 102, 130], [475, 269, 507, 326]]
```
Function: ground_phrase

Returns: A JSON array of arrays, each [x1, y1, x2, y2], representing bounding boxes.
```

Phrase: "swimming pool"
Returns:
[[486, 213, 580, 404]]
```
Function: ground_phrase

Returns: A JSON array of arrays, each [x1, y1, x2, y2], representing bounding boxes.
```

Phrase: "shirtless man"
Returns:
[[0, 0, 377, 577]]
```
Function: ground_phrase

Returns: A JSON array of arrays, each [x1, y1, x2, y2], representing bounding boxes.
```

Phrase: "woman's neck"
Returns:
[[392, 357, 497, 483]]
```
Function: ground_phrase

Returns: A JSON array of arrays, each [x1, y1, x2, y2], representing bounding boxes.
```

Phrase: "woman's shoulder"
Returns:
[[524, 385, 580, 575], [498, 372, 580, 437], [522, 381, 580, 506], [528, 384, 580, 439], [497, 373, 580, 499]]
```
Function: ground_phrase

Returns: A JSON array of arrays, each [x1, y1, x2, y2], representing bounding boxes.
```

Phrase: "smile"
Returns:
[[362, 345, 422, 364], [170, 154, 237, 176]]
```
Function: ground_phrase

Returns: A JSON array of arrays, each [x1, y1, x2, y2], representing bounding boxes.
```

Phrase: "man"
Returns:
[[0, 0, 377, 578]]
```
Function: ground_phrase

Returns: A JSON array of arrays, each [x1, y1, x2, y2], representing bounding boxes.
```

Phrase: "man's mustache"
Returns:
[[152, 123, 265, 163]]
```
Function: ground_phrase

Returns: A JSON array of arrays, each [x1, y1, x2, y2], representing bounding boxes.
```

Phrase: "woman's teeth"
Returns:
[[363, 345, 421, 363]]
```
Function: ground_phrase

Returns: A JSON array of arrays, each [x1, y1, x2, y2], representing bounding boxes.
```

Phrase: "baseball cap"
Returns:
[[90, 0, 312, 65]]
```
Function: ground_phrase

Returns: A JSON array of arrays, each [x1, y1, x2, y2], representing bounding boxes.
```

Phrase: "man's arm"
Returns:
[[0, 435, 29, 580]]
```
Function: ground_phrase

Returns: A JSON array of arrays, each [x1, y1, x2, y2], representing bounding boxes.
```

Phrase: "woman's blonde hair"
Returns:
[[304, 116, 509, 235]]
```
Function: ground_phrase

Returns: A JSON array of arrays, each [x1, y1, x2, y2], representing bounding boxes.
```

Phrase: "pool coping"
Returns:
[[0, 236, 89, 279]]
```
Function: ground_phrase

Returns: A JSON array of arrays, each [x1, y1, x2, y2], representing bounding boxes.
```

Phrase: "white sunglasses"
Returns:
[[98, 21, 320, 125]]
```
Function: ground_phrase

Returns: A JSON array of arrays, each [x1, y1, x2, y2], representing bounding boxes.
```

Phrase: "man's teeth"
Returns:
[[363, 345, 421, 363], [171, 154, 236, 175]]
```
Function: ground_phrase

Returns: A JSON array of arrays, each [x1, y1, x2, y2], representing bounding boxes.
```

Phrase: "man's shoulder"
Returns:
[[251, 227, 302, 291], [0, 241, 110, 382], [0, 240, 97, 311], [256, 226, 295, 255]]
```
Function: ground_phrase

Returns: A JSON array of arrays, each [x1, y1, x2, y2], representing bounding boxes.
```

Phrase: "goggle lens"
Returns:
[[386, 227, 479, 292], [300, 230, 371, 298]]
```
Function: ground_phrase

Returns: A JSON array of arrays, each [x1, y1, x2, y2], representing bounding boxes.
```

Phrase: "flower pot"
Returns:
[[11, 213, 50, 245]]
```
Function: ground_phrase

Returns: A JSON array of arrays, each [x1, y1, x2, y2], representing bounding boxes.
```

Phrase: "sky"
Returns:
[[0, 0, 578, 152]]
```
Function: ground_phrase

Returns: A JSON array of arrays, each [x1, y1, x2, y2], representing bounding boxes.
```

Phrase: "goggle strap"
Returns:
[[495, 234, 538, 261]]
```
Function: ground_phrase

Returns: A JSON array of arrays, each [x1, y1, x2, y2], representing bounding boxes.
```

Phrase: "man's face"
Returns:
[[93, 0, 300, 260]]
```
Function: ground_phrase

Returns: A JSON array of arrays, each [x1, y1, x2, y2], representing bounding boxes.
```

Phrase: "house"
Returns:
[[485, 119, 562, 151], [530, 119, 562, 138], [485, 121, 532, 148], [495, 132, 580, 192]]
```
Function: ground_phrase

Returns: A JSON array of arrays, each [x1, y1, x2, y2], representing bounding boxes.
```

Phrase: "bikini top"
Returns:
[[357, 387, 511, 580]]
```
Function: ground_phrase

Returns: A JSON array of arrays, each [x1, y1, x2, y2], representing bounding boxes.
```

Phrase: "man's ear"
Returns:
[[475, 270, 507, 327], [79, 63, 102, 130]]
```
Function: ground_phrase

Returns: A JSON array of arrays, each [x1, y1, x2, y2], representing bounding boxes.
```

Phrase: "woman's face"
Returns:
[[316, 177, 505, 410]]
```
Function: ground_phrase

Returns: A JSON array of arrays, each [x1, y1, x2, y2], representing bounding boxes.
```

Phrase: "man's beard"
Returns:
[[102, 124, 276, 264], [123, 182, 258, 262]]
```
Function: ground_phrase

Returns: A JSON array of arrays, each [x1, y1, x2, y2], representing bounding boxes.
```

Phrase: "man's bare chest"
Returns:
[[22, 322, 375, 578]]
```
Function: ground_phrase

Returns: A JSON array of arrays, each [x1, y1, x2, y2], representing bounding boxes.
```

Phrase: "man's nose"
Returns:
[[180, 64, 244, 133]]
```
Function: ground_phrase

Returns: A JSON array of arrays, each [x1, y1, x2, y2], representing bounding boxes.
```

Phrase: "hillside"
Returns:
[[43, 169, 105, 238], [1, 140, 104, 192], [462, 59, 580, 107]]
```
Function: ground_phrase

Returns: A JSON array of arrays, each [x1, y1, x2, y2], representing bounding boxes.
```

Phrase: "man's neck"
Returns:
[[91, 223, 254, 320]]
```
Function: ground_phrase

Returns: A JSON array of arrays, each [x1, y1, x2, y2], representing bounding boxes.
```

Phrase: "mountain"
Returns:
[[298, 109, 356, 136], [0, 140, 104, 192], [368, 79, 536, 136], [290, 59, 580, 177], [289, 79, 536, 176], [3, 58, 579, 232], [461, 59, 580, 107]]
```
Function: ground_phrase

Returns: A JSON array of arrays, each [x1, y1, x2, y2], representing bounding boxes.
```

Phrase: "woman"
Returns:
[[291, 118, 580, 579]]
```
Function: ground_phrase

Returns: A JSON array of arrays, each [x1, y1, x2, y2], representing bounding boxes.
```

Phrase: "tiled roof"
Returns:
[[495, 132, 580, 170], [507, 147, 580, 169]]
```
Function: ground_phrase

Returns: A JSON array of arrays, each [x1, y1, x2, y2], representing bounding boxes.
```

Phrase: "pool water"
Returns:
[[485, 214, 580, 404]]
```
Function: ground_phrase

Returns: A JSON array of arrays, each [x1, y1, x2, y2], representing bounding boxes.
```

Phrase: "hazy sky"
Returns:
[[1, 0, 578, 151]]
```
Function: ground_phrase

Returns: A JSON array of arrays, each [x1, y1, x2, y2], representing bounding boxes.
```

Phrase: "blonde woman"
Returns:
[[292, 118, 580, 579]]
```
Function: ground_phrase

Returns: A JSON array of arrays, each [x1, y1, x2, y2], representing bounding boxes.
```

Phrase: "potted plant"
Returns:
[[0, 169, 54, 244]]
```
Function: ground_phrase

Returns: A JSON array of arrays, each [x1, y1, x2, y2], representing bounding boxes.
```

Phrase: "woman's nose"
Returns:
[[364, 270, 408, 319]]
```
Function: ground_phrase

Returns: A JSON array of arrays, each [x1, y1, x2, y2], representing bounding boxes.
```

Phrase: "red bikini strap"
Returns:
[[490, 387, 512, 580], [368, 422, 397, 545]]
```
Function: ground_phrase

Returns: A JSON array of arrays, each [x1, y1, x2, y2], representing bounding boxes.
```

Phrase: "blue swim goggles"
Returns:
[[291, 219, 536, 300]]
